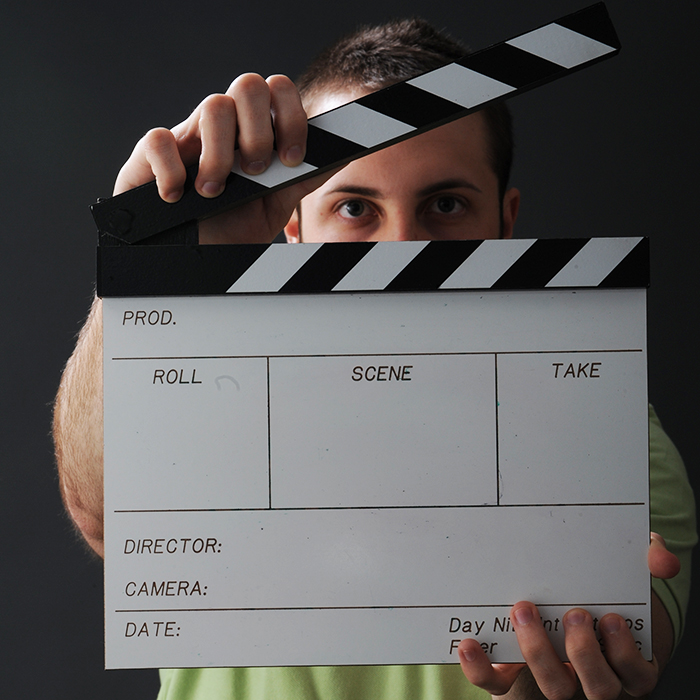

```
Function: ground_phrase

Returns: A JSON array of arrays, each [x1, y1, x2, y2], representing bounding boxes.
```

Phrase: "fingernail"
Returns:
[[163, 188, 183, 203], [565, 610, 586, 627], [285, 145, 303, 165], [201, 182, 224, 197], [246, 161, 266, 175], [600, 616, 621, 635], [513, 607, 533, 626], [460, 647, 477, 662]]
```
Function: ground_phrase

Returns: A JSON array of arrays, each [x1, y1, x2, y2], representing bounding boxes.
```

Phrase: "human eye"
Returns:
[[337, 199, 374, 219], [427, 195, 468, 215]]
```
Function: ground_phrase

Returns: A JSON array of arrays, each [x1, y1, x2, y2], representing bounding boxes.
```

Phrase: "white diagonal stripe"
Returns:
[[440, 239, 537, 289], [408, 63, 515, 108], [309, 103, 415, 148], [231, 151, 317, 188], [507, 23, 615, 69], [545, 238, 643, 288], [227, 243, 321, 293], [332, 241, 430, 291]]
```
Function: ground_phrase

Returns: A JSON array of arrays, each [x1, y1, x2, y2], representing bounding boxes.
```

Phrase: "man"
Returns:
[[53, 18, 695, 700]]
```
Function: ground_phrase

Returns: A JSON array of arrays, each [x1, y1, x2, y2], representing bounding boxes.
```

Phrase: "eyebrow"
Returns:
[[325, 184, 382, 198], [325, 178, 483, 199], [418, 179, 483, 197]]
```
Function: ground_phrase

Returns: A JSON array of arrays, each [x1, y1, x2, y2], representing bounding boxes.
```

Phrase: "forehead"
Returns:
[[312, 113, 496, 197]]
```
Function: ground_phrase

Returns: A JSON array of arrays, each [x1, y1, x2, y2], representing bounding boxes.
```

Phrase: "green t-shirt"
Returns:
[[158, 406, 696, 700], [647, 405, 696, 647], [158, 665, 488, 700]]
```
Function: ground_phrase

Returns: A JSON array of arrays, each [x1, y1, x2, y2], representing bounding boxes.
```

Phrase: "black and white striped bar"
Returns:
[[92, 3, 620, 245], [97, 237, 648, 297]]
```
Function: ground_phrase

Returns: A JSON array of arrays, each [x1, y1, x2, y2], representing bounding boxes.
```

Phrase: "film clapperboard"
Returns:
[[95, 3, 653, 669]]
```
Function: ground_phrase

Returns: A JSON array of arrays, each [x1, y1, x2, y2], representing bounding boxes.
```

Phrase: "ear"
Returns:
[[284, 208, 300, 243], [501, 187, 520, 240]]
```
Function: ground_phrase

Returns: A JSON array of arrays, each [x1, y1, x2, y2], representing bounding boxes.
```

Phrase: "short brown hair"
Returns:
[[296, 18, 514, 200]]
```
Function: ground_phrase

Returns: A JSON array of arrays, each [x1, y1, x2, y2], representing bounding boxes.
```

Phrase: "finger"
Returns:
[[114, 127, 187, 202], [563, 609, 622, 699], [228, 73, 274, 175], [457, 639, 523, 695], [648, 532, 681, 579], [599, 613, 659, 697], [267, 74, 307, 166], [190, 93, 237, 197], [510, 602, 578, 699]]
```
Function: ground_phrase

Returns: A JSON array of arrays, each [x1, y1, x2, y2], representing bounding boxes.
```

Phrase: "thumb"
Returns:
[[648, 532, 680, 579]]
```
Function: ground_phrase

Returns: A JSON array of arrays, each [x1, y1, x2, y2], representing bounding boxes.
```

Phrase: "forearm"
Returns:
[[53, 296, 105, 557]]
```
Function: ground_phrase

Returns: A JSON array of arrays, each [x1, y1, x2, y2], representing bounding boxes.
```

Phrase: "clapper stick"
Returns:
[[92, 3, 620, 246]]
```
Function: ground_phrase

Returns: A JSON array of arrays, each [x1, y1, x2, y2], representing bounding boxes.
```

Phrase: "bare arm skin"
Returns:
[[53, 298, 105, 557]]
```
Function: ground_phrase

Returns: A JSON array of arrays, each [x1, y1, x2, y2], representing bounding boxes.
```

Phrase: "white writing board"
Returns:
[[101, 238, 651, 669]]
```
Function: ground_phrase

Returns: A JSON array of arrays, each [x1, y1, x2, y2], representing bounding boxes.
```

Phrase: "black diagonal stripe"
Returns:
[[98, 244, 269, 297], [458, 43, 563, 89], [556, 3, 620, 50], [304, 124, 366, 168], [278, 242, 376, 293], [357, 82, 464, 129], [492, 239, 589, 289], [383, 241, 482, 291], [599, 238, 649, 288], [93, 168, 269, 244]]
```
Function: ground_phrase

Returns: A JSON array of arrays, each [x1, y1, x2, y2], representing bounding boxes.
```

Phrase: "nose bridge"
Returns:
[[383, 206, 424, 241]]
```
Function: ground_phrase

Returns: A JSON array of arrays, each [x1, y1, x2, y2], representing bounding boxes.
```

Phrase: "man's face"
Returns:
[[285, 91, 519, 244]]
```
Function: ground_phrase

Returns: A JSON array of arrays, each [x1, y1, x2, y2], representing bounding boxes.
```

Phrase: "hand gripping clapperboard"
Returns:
[[95, 4, 652, 669]]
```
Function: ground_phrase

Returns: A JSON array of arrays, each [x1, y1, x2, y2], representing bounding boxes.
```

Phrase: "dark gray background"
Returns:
[[1, 1, 696, 697]]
